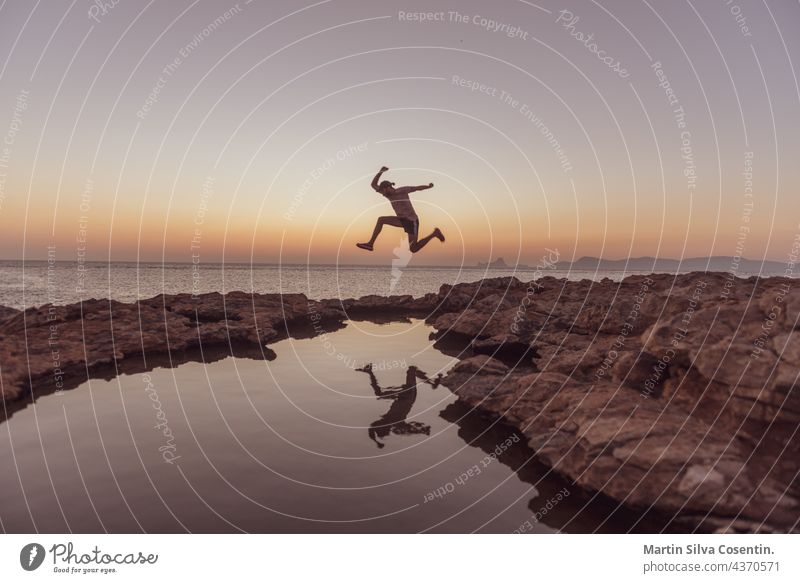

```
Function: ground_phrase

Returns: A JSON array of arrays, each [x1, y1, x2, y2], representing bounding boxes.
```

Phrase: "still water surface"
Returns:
[[0, 319, 652, 533]]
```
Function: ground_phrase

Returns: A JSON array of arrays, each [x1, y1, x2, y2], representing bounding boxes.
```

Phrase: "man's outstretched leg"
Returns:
[[357, 216, 404, 251], [409, 227, 445, 253]]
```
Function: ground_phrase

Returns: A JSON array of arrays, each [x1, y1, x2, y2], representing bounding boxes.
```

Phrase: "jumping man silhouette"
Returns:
[[357, 166, 445, 253]]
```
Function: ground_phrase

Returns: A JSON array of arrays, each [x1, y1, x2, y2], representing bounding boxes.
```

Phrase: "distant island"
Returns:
[[477, 256, 790, 274], [556, 256, 790, 272]]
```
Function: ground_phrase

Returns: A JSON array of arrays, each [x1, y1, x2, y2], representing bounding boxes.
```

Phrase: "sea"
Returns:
[[0, 260, 787, 310]]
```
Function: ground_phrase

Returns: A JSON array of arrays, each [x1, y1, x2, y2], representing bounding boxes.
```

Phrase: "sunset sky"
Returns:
[[0, 0, 798, 266]]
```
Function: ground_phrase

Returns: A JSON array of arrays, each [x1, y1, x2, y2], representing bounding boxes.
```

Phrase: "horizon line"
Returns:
[[0, 254, 792, 268]]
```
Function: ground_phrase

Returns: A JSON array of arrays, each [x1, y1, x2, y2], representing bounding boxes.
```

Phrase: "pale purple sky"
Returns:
[[0, 0, 798, 265]]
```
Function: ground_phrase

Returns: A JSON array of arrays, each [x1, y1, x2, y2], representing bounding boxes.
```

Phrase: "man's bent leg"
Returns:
[[410, 232, 437, 253], [359, 216, 404, 249]]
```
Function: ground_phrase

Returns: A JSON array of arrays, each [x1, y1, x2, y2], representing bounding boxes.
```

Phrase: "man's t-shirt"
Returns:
[[385, 191, 417, 220]]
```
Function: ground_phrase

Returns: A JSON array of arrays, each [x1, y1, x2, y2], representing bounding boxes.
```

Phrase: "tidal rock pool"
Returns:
[[0, 319, 646, 533]]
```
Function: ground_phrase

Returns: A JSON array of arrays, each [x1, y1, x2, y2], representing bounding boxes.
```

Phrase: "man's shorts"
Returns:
[[399, 217, 419, 237]]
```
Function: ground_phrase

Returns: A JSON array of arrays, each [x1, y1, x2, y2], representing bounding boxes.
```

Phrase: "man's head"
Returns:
[[378, 180, 395, 194]]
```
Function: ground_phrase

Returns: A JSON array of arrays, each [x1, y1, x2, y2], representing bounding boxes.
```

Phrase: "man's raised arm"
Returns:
[[371, 166, 389, 191], [395, 183, 434, 195]]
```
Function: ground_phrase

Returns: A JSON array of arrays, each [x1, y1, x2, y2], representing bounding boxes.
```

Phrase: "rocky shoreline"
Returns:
[[1, 273, 798, 532]]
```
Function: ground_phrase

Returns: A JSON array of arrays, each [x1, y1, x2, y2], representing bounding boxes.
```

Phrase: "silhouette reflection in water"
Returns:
[[356, 363, 443, 448]]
